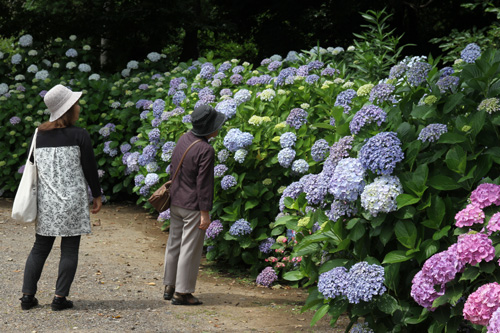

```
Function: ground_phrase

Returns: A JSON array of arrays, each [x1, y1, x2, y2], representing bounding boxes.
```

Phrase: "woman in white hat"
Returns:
[[19, 84, 102, 311]]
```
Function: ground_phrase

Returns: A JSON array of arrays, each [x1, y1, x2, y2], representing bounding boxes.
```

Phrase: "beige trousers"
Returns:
[[163, 205, 206, 293]]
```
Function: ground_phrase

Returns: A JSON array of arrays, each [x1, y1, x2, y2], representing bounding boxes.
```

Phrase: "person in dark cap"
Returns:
[[162, 104, 225, 305]]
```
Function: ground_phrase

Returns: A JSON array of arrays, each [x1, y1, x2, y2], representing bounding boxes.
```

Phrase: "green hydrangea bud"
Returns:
[[298, 217, 310, 228]]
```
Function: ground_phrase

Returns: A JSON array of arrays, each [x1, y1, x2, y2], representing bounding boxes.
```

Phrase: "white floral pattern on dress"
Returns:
[[35, 146, 90, 236]]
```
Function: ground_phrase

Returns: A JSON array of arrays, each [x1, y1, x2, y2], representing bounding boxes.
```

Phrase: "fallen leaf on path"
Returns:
[[147, 282, 156, 286]]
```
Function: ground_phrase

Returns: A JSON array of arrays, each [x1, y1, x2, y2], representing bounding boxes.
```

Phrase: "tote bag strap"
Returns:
[[171, 139, 202, 182], [27, 128, 38, 165]]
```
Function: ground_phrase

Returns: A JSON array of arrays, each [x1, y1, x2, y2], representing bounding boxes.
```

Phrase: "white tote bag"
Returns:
[[11, 128, 38, 222]]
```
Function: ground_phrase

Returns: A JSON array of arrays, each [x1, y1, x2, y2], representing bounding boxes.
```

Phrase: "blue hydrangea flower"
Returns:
[[10, 116, 21, 125], [308, 60, 324, 70], [359, 132, 404, 175], [65, 48, 78, 57], [215, 98, 237, 119], [148, 128, 161, 143], [182, 115, 191, 123], [220, 88, 232, 97], [259, 238, 275, 254], [120, 143, 131, 154], [344, 262, 386, 304], [350, 323, 374, 333], [279, 181, 303, 211], [286, 108, 308, 129], [152, 99, 166, 118], [311, 139, 329, 162], [278, 148, 296, 168], [200, 62, 215, 79], [221, 175, 237, 190], [139, 144, 158, 166], [275, 67, 297, 86], [139, 185, 150, 197], [267, 61, 282, 71], [324, 136, 354, 176], [349, 105, 387, 135], [461, 43, 481, 63], [360, 175, 403, 216], [214, 72, 226, 80], [206, 220, 223, 239], [329, 158, 366, 201], [230, 74, 243, 85], [229, 219, 252, 236], [305, 74, 320, 84], [19, 34, 33, 47], [334, 89, 357, 113], [218, 149, 230, 162], [297, 65, 309, 77], [11, 53, 22, 64], [134, 174, 145, 187], [169, 77, 186, 89], [440, 66, 454, 77], [285, 50, 300, 63], [291, 159, 309, 174], [436, 75, 459, 93], [300, 173, 329, 205], [232, 65, 244, 74], [318, 267, 349, 299], [321, 66, 340, 77], [144, 173, 159, 187], [280, 132, 297, 148], [256, 267, 278, 287], [369, 83, 396, 104], [326, 200, 358, 221], [172, 91, 186, 105], [214, 164, 228, 177], [389, 63, 408, 79], [418, 123, 448, 143], [407, 62, 431, 86], [234, 149, 248, 163], [103, 141, 118, 157], [223, 128, 254, 152], [233, 89, 251, 105], [126, 152, 140, 172]]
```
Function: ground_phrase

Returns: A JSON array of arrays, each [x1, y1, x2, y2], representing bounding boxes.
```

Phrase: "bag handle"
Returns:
[[170, 139, 202, 182], [27, 128, 38, 166]]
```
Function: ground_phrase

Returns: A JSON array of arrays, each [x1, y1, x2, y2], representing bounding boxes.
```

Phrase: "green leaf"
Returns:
[[382, 250, 413, 264], [427, 175, 461, 190], [443, 92, 464, 114], [459, 266, 480, 282], [395, 220, 417, 249], [310, 304, 329, 327], [426, 195, 446, 228], [274, 215, 297, 226], [432, 226, 450, 240], [396, 194, 420, 209], [349, 222, 365, 241], [437, 132, 466, 144], [445, 145, 467, 175], [377, 294, 399, 315], [244, 199, 260, 210], [241, 251, 256, 264], [283, 270, 304, 281]]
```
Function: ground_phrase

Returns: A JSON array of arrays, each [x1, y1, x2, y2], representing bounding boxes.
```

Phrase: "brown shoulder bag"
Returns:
[[148, 139, 202, 212]]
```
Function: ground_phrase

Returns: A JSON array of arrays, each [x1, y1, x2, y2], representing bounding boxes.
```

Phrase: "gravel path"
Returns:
[[0, 198, 345, 332]]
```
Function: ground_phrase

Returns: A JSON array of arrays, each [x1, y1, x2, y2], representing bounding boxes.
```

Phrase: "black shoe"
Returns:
[[171, 292, 202, 306], [163, 285, 175, 300], [51, 296, 74, 311], [20, 295, 38, 310]]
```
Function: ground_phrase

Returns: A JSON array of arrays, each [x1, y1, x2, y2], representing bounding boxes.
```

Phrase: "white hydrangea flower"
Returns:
[[15, 74, 25, 81], [78, 63, 91, 72], [11, 54, 22, 64], [66, 62, 77, 69], [126, 60, 139, 69], [28, 50, 38, 56], [147, 52, 161, 62], [35, 70, 49, 80], [27, 65, 38, 73], [89, 73, 100, 80], [52, 62, 60, 68], [69, 35, 77, 41], [83, 45, 91, 50], [19, 34, 33, 47], [121, 68, 131, 77]]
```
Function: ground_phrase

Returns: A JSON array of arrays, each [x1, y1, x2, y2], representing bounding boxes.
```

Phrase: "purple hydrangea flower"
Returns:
[[200, 62, 215, 79], [407, 62, 432, 86], [436, 76, 459, 93], [205, 219, 223, 239], [221, 175, 237, 190], [389, 63, 408, 79], [334, 89, 357, 113], [321, 66, 340, 77], [158, 209, 171, 222], [305, 74, 320, 84], [10, 116, 21, 125], [308, 60, 324, 70], [359, 132, 404, 175], [318, 267, 349, 299], [134, 174, 145, 187], [182, 115, 191, 123], [138, 84, 149, 90], [120, 143, 131, 154], [311, 139, 329, 162], [329, 158, 366, 201], [139, 144, 158, 166], [152, 99, 166, 118], [326, 200, 357, 221], [326, 136, 354, 173], [172, 91, 186, 105], [267, 61, 282, 71], [230, 74, 243, 84], [220, 88, 232, 97], [280, 132, 297, 148], [232, 65, 244, 74], [148, 128, 161, 143], [411, 270, 445, 310], [256, 267, 278, 287], [286, 108, 308, 129], [223, 128, 253, 152], [229, 219, 252, 236], [103, 141, 118, 157], [349, 105, 387, 135], [275, 67, 297, 86], [215, 98, 237, 119], [369, 83, 396, 104], [279, 181, 303, 211], [418, 123, 448, 143], [300, 173, 329, 205], [297, 65, 309, 77], [461, 43, 481, 63], [343, 262, 386, 304], [259, 238, 275, 254], [214, 164, 228, 177], [440, 66, 454, 77]]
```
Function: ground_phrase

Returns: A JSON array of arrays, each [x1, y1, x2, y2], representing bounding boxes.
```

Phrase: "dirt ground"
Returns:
[[0, 198, 348, 332]]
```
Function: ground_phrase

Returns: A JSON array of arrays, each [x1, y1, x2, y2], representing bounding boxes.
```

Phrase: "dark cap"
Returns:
[[191, 105, 226, 136]]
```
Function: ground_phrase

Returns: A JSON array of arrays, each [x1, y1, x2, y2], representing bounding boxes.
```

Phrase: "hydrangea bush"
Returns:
[[2, 17, 500, 331]]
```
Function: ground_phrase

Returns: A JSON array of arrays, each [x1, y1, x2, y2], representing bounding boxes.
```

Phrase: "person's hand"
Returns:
[[91, 196, 102, 214], [199, 211, 211, 230]]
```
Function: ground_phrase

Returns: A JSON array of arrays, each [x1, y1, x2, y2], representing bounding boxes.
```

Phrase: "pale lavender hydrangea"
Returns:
[[329, 158, 366, 202], [291, 159, 309, 174], [275, 67, 297, 86], [230, 74, 243, 85], [300, 173, 329, 205], [359, 132, 404, 175], [182, 115, 191, 123], [120, 143, 131, 154], [144, 173, 159, 187], [103, 141, 118, 157], [218, 149, 230, 162], [286, 108, 308, 129], [256, 267, 278, 287], [214, 164, 228, 177], [220, 88, 232, 97], [360, 175, 403, 216], [279, 181, 303, 211], [350, 323, 374, 333], [65, 48, 78, 57], [344, 262, 386, 304], [349, 105, 387, 135], [418, 123, 448, 143], [321, 66, 340, 77], [305, 74, 320, 84], [267, 61, 282, 71], [308, 60, 324, 70], [259, 238, 275, 254], [223, 128, 253, 152], [134, 174, 145, 187], [233, 89, 251, 105], [436, 75, 459, 93], [232, 65, 244, 74], [334, 89, 357, 113], [172, 91, 186, 105], [200, 62, 215, 79], [215, 98, 237, 119], [369, 83, 396, 104], [152, 99, 166, 118], [326, 200, 357, 221], [461, 43, 481, 63], [278, 148, 296, 168], [280, 132, 296, 148], [407, 62, 432, 86], [10, 116, 21, 125], [221, 175, 237, 190], [297, 65, 309, 77], [205, 220, 223, 239], [229, 219, 252, 236], [389, 63, 408, 79], [326, 136, 354, 172], [318, 267, 349, 299]]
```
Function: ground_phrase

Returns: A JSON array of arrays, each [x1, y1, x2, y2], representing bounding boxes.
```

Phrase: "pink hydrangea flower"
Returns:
[[488, 307, 500, 332], [487, 212, 500, 234], [463, 282, 500, 326], [455, 204, 485, 228], [410, 271, 445, 310], [470, 183, 500, 209], [457, 233, 495, 266]]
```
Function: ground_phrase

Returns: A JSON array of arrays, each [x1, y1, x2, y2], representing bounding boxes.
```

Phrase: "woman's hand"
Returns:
[[91, 196, 102, 214], [199, 210, 211, 230]]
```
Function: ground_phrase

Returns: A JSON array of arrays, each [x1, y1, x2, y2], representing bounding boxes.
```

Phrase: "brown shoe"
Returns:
[[163, 285, 175, 300], [171, 292, 202, 306]]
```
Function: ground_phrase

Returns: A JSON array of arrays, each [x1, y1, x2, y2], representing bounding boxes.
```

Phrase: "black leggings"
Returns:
[[22, 234, 81, 297]]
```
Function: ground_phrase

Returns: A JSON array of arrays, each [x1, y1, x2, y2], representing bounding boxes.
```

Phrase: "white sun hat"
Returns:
[[43, 84, 82, 122]]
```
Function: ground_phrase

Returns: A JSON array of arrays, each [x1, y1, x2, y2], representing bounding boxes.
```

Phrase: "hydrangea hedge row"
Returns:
[[1, 31, 500, 331]]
